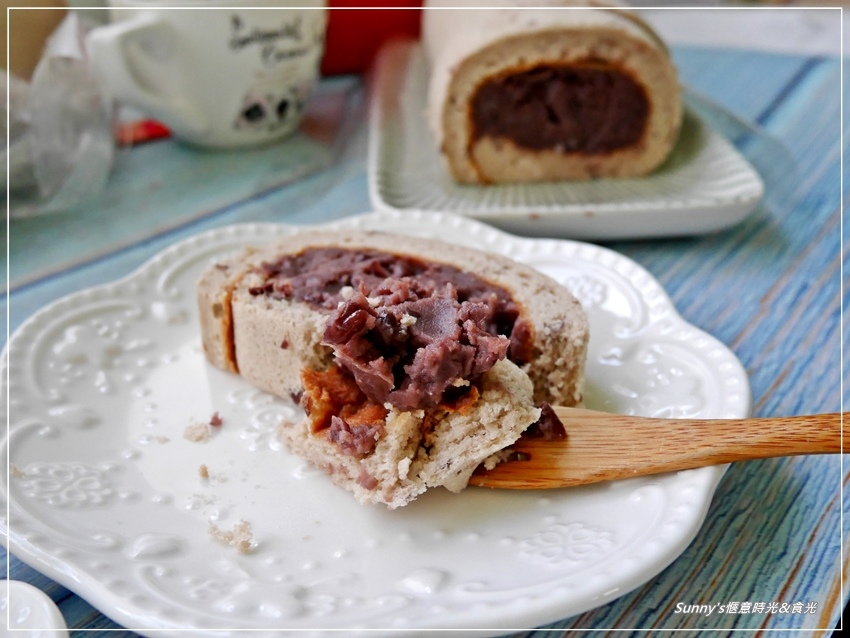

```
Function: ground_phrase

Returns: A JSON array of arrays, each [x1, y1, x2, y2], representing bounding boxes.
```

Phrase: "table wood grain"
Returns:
[[2, 40, 845, 637]]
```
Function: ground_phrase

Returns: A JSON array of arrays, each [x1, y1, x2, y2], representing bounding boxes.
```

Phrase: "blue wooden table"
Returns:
[[2, 12, 846, 637]]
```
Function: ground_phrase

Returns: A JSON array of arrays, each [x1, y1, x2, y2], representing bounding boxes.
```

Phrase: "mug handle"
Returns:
[[86, 14, 209, 137]]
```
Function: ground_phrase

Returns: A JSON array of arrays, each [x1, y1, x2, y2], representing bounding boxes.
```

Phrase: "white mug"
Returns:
[[86, 0, 327, 148]]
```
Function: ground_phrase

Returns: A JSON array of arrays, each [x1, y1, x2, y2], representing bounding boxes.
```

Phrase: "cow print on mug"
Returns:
[[233, 84, 308, 134]]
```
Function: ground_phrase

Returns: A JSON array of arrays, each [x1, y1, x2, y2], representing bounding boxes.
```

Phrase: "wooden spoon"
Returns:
[[470, 408, 845, 489]]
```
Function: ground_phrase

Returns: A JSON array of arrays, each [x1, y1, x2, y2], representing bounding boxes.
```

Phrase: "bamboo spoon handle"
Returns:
[[564, 409, 845, 459], [470, 410, 846, 490]]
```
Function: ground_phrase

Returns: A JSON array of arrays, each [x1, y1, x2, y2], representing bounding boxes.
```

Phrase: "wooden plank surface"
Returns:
[[2, 41, 845, 637]]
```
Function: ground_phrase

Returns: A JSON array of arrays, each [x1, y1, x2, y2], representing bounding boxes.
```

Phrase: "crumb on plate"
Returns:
[[184, 422, 210, 442], [209, 519, 254, 554]]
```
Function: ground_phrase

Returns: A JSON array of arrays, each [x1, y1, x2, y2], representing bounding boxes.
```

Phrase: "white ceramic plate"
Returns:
[[368, 41, 765, 240], [1, 211, 750, 636]]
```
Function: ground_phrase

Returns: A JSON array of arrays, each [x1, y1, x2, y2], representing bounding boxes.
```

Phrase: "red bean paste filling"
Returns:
[[522, 402, 566, 440], [325, 277, 509, 412], [250, 247, 535, 413], [471, 64, 649, 154]]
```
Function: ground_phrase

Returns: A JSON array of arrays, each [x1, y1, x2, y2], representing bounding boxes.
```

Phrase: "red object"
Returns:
[[321, 1, 423, 76], [115, 119, 172, 146]]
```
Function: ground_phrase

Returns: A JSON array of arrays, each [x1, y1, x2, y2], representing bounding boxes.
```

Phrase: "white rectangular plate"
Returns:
[[368, 41, 765, 240]]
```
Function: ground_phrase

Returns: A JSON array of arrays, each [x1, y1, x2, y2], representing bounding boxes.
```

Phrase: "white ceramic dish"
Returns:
[[0, 580, 69, 638], [1, 211, 750, 636], [368, 41, 765, 240]]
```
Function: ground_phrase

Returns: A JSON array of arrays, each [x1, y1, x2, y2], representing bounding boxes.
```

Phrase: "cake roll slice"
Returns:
[[197, 230, 589, 507], [423, 0, 682, 183]]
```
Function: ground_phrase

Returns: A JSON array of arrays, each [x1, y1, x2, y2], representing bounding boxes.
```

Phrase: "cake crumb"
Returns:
[[10, 464, 25, 478], [482, 449, 515, 471], [184, 422, 210, 442], [209, 520, 254, 554], [198, 465, 228, 483]]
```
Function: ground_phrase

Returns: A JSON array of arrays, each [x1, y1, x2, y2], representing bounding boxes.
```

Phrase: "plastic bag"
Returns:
[[3, 12, 114, 218]]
